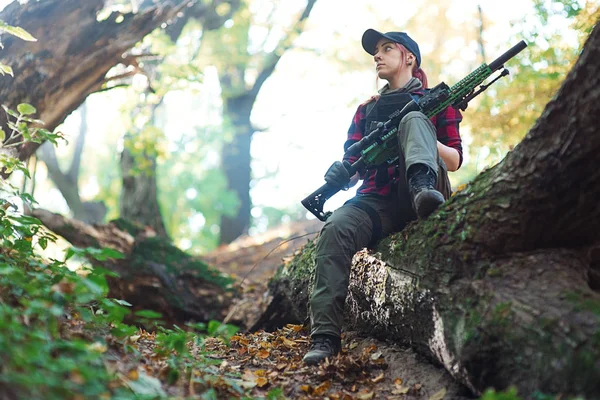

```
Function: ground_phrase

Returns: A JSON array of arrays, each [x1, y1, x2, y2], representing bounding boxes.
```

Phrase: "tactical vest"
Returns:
[[363, 90, 452, 200], [364, 92, 416, 133]]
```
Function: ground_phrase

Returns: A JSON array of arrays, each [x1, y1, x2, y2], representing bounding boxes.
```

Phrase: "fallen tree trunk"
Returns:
[[31, 209, 236, 326], [255, 25, 600, 398]]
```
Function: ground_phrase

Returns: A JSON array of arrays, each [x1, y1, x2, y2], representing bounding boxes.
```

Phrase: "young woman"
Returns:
[[303, 29, 463, 365]]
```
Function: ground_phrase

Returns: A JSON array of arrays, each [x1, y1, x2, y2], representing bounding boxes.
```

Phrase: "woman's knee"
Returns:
[[399, 110, 427, 126], [397, 110, 436, 141]]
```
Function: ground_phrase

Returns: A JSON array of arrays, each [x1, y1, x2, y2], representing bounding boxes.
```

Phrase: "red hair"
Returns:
[[395, 43, 428, 88]]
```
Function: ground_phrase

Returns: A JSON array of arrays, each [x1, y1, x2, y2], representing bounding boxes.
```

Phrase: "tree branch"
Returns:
[[248, 0, 318, 100]]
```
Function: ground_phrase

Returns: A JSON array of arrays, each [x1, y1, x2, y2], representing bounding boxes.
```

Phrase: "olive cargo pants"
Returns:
[[309, 111, 451, 338]]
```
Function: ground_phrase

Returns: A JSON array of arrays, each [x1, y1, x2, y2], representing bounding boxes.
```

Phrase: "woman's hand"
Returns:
[[324, 161, 352, 188]]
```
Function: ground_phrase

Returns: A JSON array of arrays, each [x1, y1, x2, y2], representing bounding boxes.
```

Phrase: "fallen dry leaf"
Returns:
[[127, 369, 139, 381], [392, 386, 410, 395], [429, 387, 447, 400], [357, 390, 374, 399], [257, 349, 270, 359], [314, 380, 331, 396], [256, 377, 269, 388]]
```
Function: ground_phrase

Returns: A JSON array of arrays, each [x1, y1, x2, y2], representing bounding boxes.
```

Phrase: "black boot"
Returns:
[[407, 164, 444, 219], [302, 334, 341, 365]]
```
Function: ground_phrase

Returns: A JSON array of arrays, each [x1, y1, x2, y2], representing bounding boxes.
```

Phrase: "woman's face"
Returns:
[[373, 39, 403, 81]]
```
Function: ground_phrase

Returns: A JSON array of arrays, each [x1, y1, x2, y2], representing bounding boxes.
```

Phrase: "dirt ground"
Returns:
[[202, 218, 475, 399]]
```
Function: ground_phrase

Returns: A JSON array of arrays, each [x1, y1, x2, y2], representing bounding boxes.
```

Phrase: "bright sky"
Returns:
[[1, 0, 586, 236], [247, 0, 551, 217]]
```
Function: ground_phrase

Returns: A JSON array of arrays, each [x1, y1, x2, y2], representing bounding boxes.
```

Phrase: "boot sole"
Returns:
[[414, 190, 444, 219]]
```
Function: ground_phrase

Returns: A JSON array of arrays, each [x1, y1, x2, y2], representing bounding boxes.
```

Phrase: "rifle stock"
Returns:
[[300, 182, 340, 222], [301, 160, 362, 222]]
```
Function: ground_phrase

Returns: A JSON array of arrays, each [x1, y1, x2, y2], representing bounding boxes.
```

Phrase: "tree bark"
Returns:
[[117, 1, 241, 238], [120, 142, 170, 239], [254, 25, 600, 398], [0, 0, 191, 170], [217, 0, 319, 244], [30, 209, 236, 326]]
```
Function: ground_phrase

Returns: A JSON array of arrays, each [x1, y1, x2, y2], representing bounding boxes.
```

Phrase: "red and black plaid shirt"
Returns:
[[343, 95, 463, 196]]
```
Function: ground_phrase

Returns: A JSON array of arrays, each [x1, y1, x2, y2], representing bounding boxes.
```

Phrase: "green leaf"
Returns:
[[134, 310, 162, 319], [0, 21, 37, 41], [0, 128, 5, 142], [64, 248, 76, 261], [124, 370, 166, 397], [113, 299, 132, 307], [97, 248, 125, 260], [17, 103, 36, 116], [0, 63, 13, 76], [9, 215, 42, 226], [2, 105, 19, 118]]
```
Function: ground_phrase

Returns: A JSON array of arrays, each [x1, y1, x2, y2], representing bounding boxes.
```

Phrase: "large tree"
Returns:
[[197, 0, 318, 244], [0, 0, 196, 167], [254, 22, 600, 398], [0, 0, 242, 231], [118, 1, 241, 237]]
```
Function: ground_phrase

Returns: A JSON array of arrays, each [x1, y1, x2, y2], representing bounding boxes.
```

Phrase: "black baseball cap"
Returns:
[[361, 29, 421, 66]]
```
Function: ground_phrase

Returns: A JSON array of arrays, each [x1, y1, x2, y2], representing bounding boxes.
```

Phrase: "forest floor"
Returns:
[[109, 322, 473, 399], [56, 218, 473, 399], [180, 218, 474, 400]]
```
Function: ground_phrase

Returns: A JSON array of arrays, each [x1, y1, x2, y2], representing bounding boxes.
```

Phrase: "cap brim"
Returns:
[[361, 28, 387, 55]]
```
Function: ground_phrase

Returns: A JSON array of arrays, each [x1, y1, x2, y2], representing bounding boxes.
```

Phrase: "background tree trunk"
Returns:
[[120, 136, 170, 238], [216, 0, 319, 244], [219, 94, 254, 244], [117, 1, 240, 238], [254, 24, 600, 398], [36, 102, 108, 223]]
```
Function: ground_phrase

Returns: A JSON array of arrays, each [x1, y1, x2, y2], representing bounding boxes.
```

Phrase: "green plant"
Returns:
[[0, 104, 138, 399]]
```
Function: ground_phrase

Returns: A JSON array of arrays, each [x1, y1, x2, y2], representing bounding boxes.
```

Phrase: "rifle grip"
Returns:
[[301, 182, 342, 221]]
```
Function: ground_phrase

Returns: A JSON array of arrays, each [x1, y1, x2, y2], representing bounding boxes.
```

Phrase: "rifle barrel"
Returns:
[[488, 40, 527, 71]]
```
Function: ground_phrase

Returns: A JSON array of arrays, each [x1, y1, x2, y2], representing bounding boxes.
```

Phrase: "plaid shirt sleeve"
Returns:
[[342, 103, 367, 166], [430, 106, 463, 168]]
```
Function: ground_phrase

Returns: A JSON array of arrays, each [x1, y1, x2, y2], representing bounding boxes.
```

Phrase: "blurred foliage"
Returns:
[[0, 105, 127, 398], [92, 26, 242, 251], [19, 0, 598, 251], [481, 386, 585, 400], [466, 0, 598, 171], [0, 107, 254, 398]]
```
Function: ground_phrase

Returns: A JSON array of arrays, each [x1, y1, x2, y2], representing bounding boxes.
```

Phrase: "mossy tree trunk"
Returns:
[[256, 25, 600, 398], [31, 209, 237, 326]]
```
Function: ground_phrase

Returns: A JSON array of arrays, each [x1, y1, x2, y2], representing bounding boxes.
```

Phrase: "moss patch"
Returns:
[[131, 236, 234, 289]]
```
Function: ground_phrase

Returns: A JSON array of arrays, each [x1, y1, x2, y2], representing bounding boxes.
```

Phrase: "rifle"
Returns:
[[301, 40, 528, 221]]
